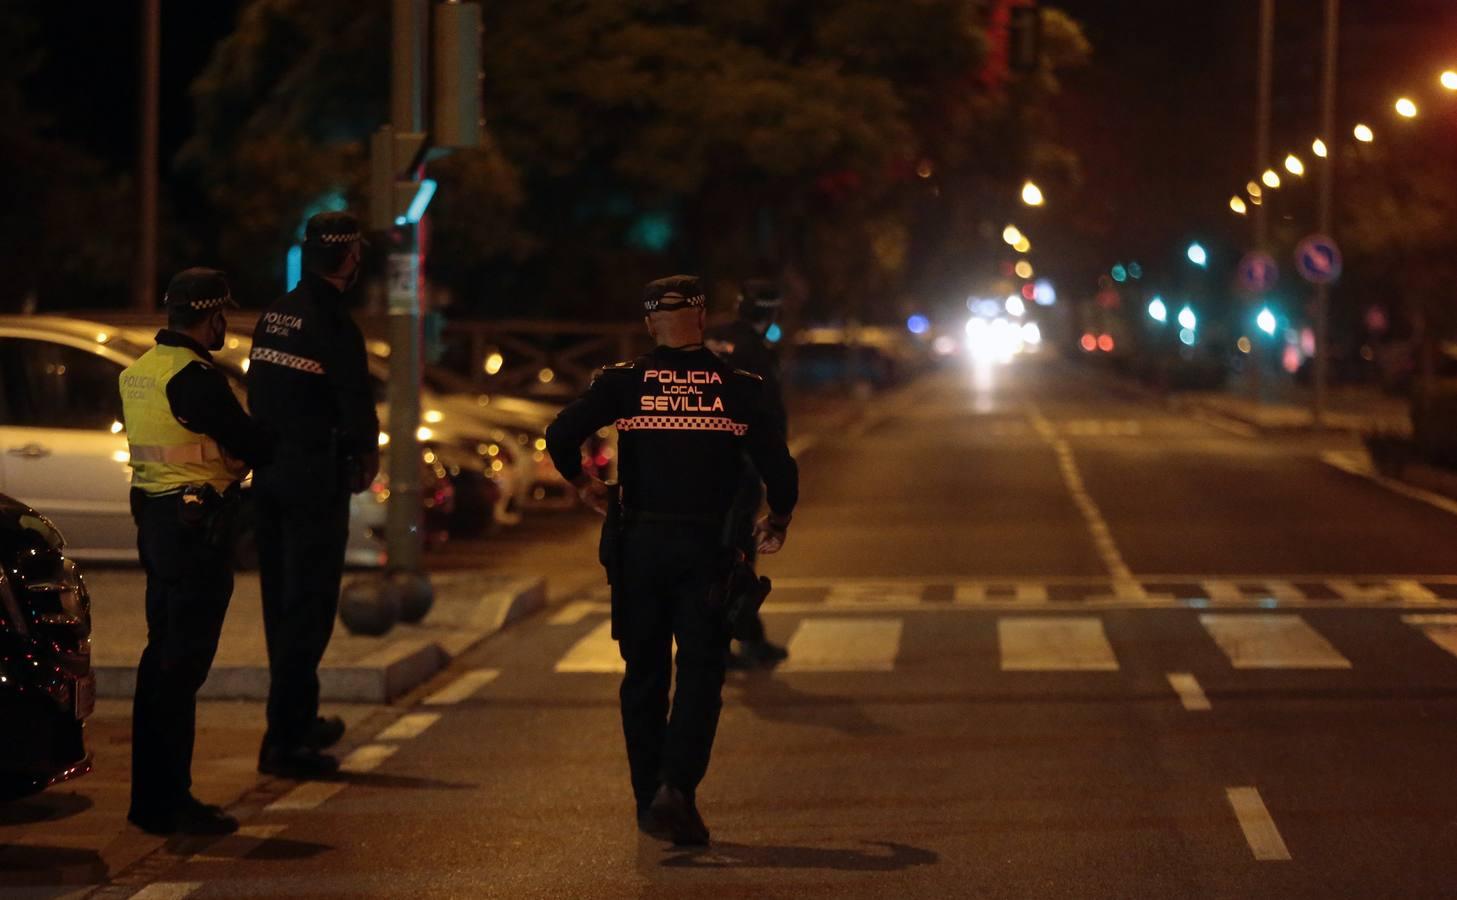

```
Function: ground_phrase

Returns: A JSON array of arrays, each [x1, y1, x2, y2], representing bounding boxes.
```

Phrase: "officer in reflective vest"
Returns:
[[120, 268, 272, 836]]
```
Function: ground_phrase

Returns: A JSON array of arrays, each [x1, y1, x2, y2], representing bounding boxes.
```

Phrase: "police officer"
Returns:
[[546, 275, 798, 846], [706, 279, 790, 668], [121, 268, 272, 835], [247, 211, 380, 778]]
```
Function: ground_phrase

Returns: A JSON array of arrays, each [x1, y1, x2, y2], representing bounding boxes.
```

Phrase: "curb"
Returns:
[[94, 575, 546, 703]]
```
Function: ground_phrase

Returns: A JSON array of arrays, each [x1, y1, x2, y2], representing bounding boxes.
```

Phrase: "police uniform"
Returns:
[[122, 268, 271, 835], [705, 281, 788, 665], [545, 276, 798, 845], [247, 212, 379, 775]]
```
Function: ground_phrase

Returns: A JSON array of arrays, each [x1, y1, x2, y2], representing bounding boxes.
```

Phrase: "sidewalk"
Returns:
[[87, 569, 545, 702], [1175, 383, 1411, 434]]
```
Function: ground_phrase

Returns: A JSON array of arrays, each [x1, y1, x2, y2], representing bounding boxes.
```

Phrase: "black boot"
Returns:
[[648, 784, 710, 846]]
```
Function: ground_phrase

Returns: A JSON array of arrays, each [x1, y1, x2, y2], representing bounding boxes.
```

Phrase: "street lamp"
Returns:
[[1012, 236, 1031, 254], [1353, 123, 1374, 142], [1186, 242, 1208, 267], [1395, 97, 1418, 118], [1002, 224, 1024, 246], [1312, 138, 1328, 158], [1148, 296, 1168, 323], [1284, 154, 1305, 176], [1020, 180, 1044, 207], [1442, 70, 1457, 91], [1230, 195, 1248, 215], [1262, 169, 1281, 189], [1177, 305, 1197, 330], [1256, 307, 1277, 336]]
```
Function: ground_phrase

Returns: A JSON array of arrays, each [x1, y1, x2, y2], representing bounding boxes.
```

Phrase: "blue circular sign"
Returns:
[[1237, 252, 1278, 294], [1295, 234, 1342, 285]]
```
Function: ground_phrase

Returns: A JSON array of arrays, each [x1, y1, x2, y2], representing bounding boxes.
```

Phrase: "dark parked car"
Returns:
[[0, 492, 94, 801]]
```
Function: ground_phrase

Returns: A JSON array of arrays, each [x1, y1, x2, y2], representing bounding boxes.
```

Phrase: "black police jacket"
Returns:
[[154, 330, 273, 469], [246, 274, 379, 486], [546, 345, 798, 522], [705, 319, 787, 435]]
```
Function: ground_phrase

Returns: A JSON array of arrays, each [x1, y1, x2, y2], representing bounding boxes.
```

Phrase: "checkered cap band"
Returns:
[[644, 293, 706, 312], [318, 231, 361, 245], [181, 294, 233, 311]]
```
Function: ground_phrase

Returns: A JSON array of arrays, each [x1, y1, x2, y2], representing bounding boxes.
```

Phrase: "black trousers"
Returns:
[[616, 522, 731, 810], [255, 479, 351, 751], [130, 491, 233, 819]]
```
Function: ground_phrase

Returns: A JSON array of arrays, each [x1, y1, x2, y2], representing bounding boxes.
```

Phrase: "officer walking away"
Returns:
[[121, 268, 272, 835], [247, 211, 380, 778], [546, 275, 798, 846], [706, 278, 790, 669]]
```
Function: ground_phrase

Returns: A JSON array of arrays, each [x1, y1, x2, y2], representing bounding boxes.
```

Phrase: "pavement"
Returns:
[[1172, 381, 1411, 435], [8, 356, 1457, 897]]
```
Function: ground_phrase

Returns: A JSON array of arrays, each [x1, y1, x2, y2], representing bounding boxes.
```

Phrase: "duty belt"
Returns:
[[622, 507, 723, 527]]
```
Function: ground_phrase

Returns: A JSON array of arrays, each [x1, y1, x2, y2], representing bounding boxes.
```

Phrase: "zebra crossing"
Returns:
[[547, 594, 1457, 677]]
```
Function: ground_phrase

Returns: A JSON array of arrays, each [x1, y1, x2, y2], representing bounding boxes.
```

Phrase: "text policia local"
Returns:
[[640, 369, 726, 413]]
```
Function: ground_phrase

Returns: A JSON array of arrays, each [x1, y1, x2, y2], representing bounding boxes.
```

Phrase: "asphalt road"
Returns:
[[12, 354, 1457, 898]]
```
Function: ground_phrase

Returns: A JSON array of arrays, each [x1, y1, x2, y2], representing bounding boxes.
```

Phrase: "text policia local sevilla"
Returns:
[[641, 369, 726, 413]]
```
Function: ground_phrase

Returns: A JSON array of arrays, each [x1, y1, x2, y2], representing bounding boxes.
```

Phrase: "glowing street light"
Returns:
[[1012, 236, 1031, 254], [1020, 180, 1045, 207], [1312, 138, 1328, 158], [1284, 154, 1305, 177], [1014, 260, 1033, 279], [1395, 97, 1418, 118], [1002, 224, 1024, 246], [1147, 296, 1168, 323], [1177, 305, 1197, 331], [1256, 307, 1277, 336], [1246, 181, 1263, 198], [1442, 70, 1457, 91], [1353, 123, 1375, 142], [1262, 169, 1281, 189], [1186, 242, 1208, 267], [1229, 195, 1247, 215]]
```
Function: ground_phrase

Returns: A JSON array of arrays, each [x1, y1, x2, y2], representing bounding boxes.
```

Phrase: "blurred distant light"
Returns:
[[1179, 328, 1197, 346], [1111, 264, 1128, 283], [1246, 181, 1263, 198], [932, 335, 957, 355], [1148, 296, 1168, 323], [917, 160, 934, 179], [1125, 262, 1142, 280], [1230, 195, 1248, 215], [1442, 70, 1457, 91], [1177, 305, 1197, 330], [1262, 169, 1281, 189], [1256, 307, 1278, 336], [765, 323, 783, 343], [1021, 322, 1042, 345], [1283, 345, 1302, 373], [395, 215, 408, 227], [1097, 334, 1115, 353], [483, 351, 505, 375], [1005, 294, 1027, 317], [1080, 333, 1098, 352], [1021, 283, 1037, 300], [1237, 336, 1253, 354], [1300, 327, 1316, 356], [906, 314, 930, 335], [1312, 138, 1328, 158], [417, 426, 434, 442], [973, 299, 1003, 318], [538, 367, 556, 384], [1186, 242, 1208, 267], [406, 179, 437, 224], [1033, 279, 1057, 306], [1014, 260, 1034, 279], [1395, 97, 1418, 118], [1002, 224, 1024, 246], [1353, 123, 1374, 142], [1284, 154, 1305, 176], [1013, 236, 1031, 253], [1020, 180, 1045, 207], [286, 244, 302, 291]]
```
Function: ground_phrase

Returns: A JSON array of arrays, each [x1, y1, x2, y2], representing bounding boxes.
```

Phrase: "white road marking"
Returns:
[[555, 620, 626, 673], [1321, 450, 1457, 518], [1226, 786, 1292, 861], [340, 743, 397, 774], [1200, 614, 1352, 669], [1190, 410, 1259, 438], [780, 617, 903, 672], [128, 884, 203, 900], [190, 824, 288, 863], [266, 781, 348, 812], [376, 712, 441, 742], [1166, 672, 1212, 711], [1404, 613, 1457, 659], [827, 582, 925, 605], [548, 601, 600, 625], [1203, 580, 1306, 606], [424, 668, 501, 706], [1029, 406, 1140, 591], [1329, 579, 1439, 605], [954, 582, 1049, 605], [998, 616, 1120, 671]]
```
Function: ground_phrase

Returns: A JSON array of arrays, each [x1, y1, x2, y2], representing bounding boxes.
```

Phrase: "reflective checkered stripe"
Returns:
[[249, 346, 327, 375], [614, 415, 748, 436]]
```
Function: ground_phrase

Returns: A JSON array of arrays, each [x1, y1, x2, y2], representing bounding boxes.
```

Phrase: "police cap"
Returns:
[[738, 278, 782, 322], [642, 275, 706, 313], [303, 211, 366, 248], [163, 267, 237, 312]]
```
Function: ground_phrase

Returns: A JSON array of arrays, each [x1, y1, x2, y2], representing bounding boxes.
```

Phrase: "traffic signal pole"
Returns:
[[1248, 0, 1274, 403], [1312, 0, 1339, 428]]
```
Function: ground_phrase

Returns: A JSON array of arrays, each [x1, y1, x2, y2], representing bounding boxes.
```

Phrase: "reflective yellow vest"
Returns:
[[119, 343, 245, 494]]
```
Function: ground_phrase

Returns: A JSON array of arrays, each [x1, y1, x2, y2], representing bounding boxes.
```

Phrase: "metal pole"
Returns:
[[1249, 0, 1274, 401], [134, 0, 160, 312], [1312, 0, 1339, 428], [384, 0, 426, 575]]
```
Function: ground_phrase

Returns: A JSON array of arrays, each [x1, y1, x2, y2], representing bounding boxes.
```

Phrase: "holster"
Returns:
[[598, 483, 624, 638]]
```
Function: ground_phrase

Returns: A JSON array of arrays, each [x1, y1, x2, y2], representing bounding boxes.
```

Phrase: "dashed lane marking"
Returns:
[[266, 781, 347, 812], [424, 668, 500, 705], [375, 712, 441, 742], [189, 824, 288, 863], [340, 743, 397, 774], [954, 582, 1049, 605], [827, 581, 925, 605], [1200, 614, 1352, 669], [1404, 613, 1457, 660], [780, 617, 903, 672], [555, 620, 626, 673], [1167, 672, 1212, 711], [1226, 786, 1292, 861], [998, 616, 1120, 671], [127, 884, 203, 900]]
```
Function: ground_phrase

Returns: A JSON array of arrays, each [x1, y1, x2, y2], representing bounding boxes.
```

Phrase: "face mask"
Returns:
[[208, 315, 226, 351]]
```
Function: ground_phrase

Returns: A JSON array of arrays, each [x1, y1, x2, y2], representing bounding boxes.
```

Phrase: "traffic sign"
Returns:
[[1237, 251, 1278, 294], [1295, 234, 1342, 285]]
